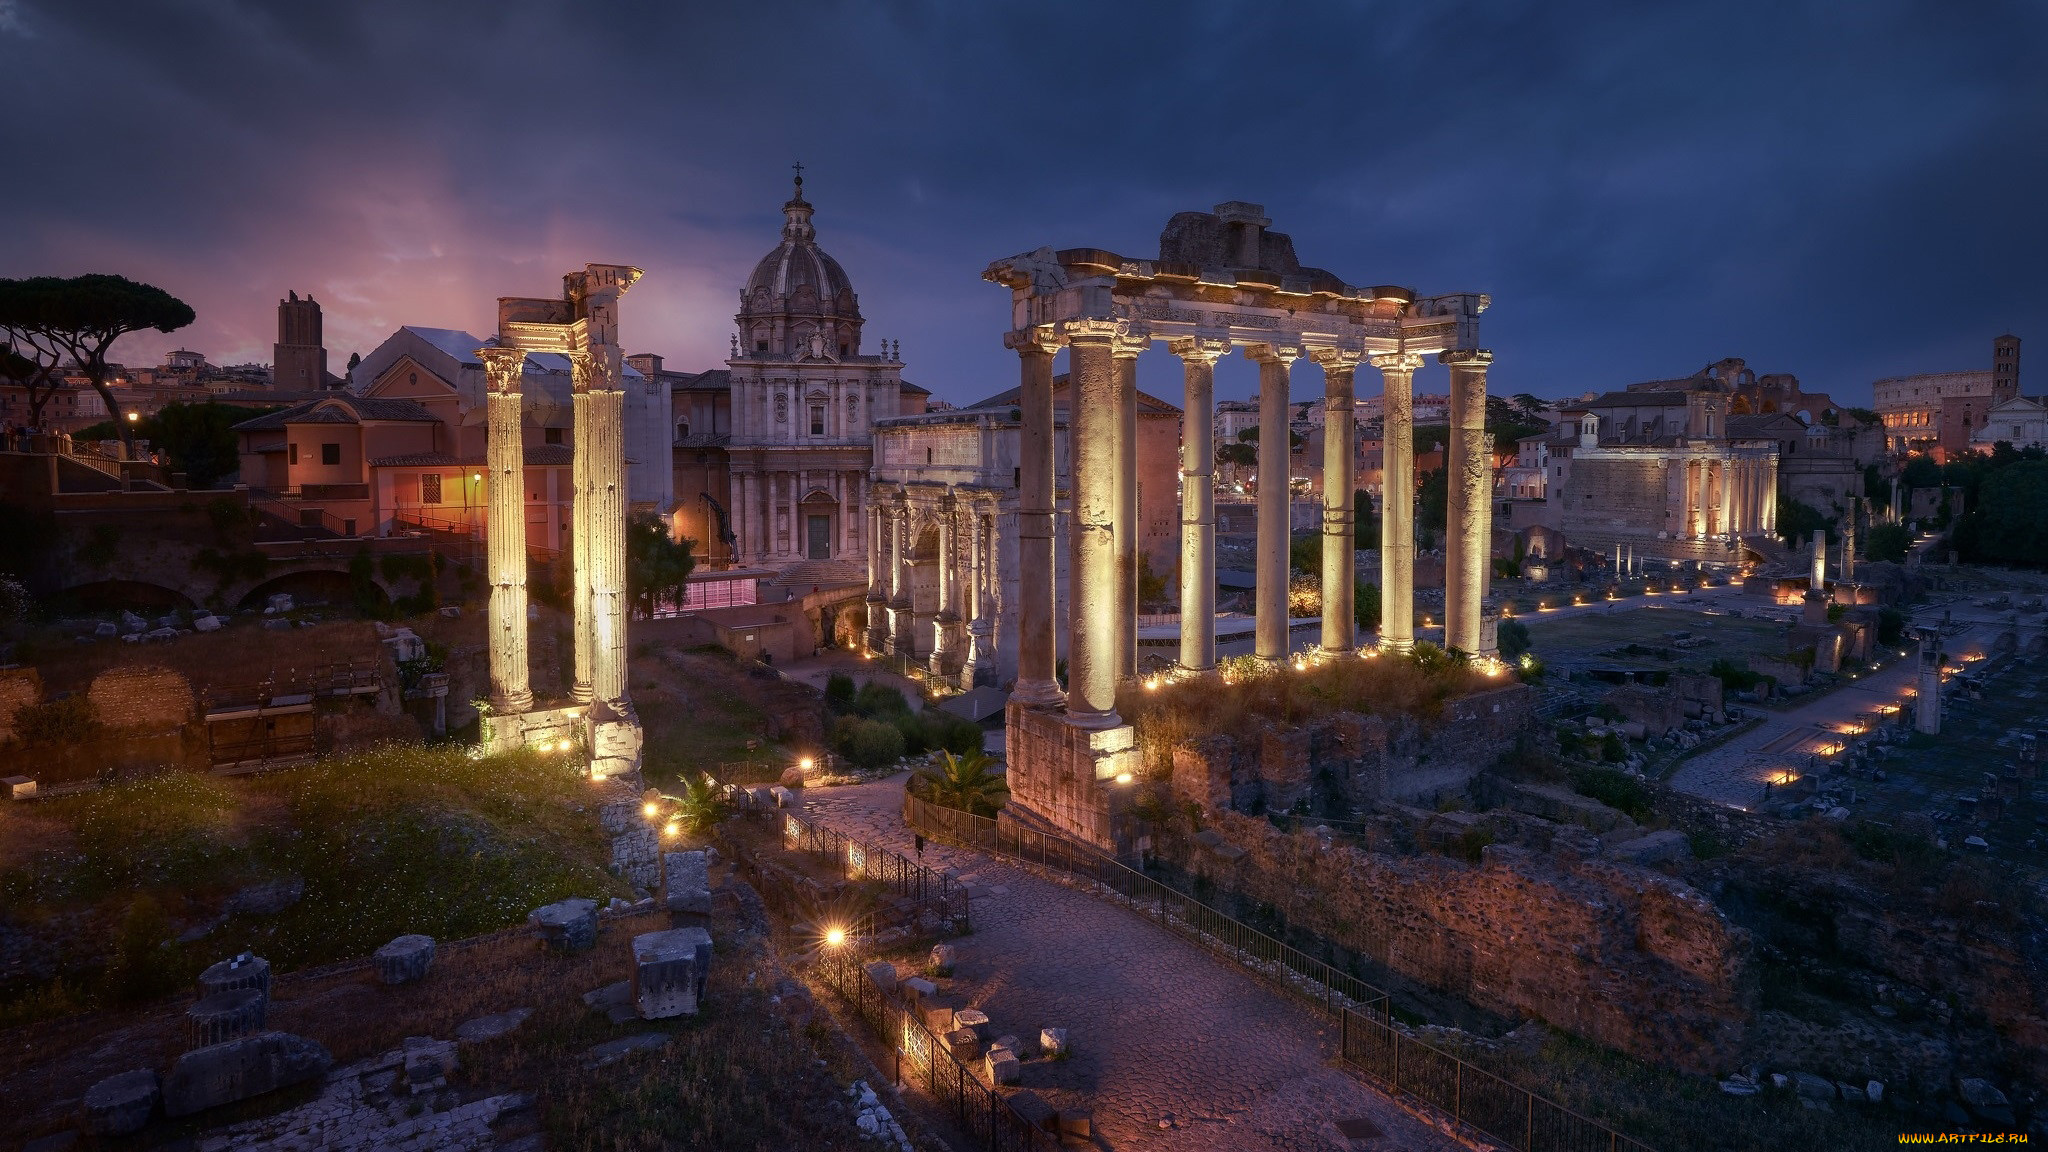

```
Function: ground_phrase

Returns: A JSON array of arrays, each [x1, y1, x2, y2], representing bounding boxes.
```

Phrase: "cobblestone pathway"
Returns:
[[1669, 655, 1922, 807], [802, 779, 1462, 1152]]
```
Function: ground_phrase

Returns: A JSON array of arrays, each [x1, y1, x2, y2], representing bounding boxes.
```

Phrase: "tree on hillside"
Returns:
[[1866, 522, 1911, 564], [1417, 467, 1448, 542], [75, 401, 258, 488], [1776, 498, 1834, 550], [0, 340, 62, 430], [626, 511, 696, 618], [1953, 461, 2048, 567], [0, 275, 194, 455]]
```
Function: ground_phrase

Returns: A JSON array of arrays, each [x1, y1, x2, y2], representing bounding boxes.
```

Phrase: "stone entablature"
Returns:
[[978, 203, 1493, 849]]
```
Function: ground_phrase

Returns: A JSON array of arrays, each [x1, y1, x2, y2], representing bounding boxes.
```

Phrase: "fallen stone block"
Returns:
[[1867, 1080, 1885, 1104], [187, 987, 266, 1048], [929, 943, 957, 974], [902, 976, 937, 1002], [664, 849, 709, 892], [984, 1047, 1020, 1086], [262, 618, 292, 631], [374, 934, 435, 985], [632, 928, 710, 1019], [94, 621, 117, 637], [192, 614, 222, 633], [198, 953, 271, 1001], [162, 1031, 332, 1118], [770, 785, 795, 807], [582, 980, 639, 1025], [455, 1007, 532, 1044], [402, 1036, 459, 1093], [266, 594, 293, 614], [924, 1005, 956, 1034], [1008, 1089, 1057, 1132], [584, 1033, 670, 1069], [952, 1007, 989, 1038], [226, 878, 303, 917], [4, 776, 35, 800], [1790, 1071, 1835, 1100], [663, 886, 712, 928], [993, 1033, 1020, 1056], [863, 961, 898, 994], [945, 1027, 982, 1062], [530, 898, 598, 952], [81, 1068, 158, 1136], [1039, 1027, 1068, 1056], [1058, 1109, 1092, 1138]]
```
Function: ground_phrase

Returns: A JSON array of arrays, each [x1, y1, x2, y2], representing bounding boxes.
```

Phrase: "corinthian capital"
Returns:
[[1439, 348, 1495, 371], [1058, 316, 1120, 345], [566, 349, 595, 395], [1367, 350, 1424, 374], [1309, 346, 1364, 373], [1004, 325, 1062, 357], [1167, 336, 1232, 365], [476, 346, 529, 394], [1244, 341, 1301, 365]]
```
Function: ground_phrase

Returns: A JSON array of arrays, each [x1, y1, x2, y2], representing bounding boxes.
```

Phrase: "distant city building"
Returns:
[[1971, 394, 2048, 454], [1873, 334, 2021, 458], [273, 290, 334, 391], [1214, 398, 1258, 443]]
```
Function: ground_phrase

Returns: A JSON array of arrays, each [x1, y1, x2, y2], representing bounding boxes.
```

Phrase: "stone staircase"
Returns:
[[769, 559, 868, 589]]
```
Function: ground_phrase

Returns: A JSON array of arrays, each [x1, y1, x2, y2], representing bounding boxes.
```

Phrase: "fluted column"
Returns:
[[864, 499, 888, 651], [1112, 335, 1143, 680], [479, 346, 532, 714], [1766, 456, 1779, 534], [587, 349, 629, 706], [966, 507, 993, 678], [1372, 352, 1422, 652], [887, 490, 911, 655], [1249, 343, 1298, 662], [1172, 337, 1227, 674], [1065, 322, 1121, 727], [1442, 349, 1492, 655], [1315, 350, 1361, 654], [931, 492, 963, 676], [569, 355, 595, 703], [1009, 332, 1063, 705], [1696, 456, 1713, 539]]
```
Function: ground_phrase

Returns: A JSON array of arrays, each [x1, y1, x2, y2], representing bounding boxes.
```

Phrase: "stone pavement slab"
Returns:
[[803, 778, 1464, 1152]]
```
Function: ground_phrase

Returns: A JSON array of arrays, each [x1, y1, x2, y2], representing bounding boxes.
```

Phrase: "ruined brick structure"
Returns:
[[1172, 809, 1754, 1074]]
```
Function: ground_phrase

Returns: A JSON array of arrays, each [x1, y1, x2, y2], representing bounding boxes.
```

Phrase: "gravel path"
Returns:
[[800, 777, 1460, 1152]]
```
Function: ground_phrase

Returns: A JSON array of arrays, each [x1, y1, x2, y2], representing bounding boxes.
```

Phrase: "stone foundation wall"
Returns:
[[1171, 809, 1754, 1074], [1168, 684, 1535, 814], [1004, 700, 1134, 851]]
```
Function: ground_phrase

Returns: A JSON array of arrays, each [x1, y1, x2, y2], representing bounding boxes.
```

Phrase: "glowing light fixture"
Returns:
[[1115, 772, 1134, 785], [663, 820, 681, 838], [643, 801, 658, 818], [799, 756, 814, 772], [824, 926, 847, 948]]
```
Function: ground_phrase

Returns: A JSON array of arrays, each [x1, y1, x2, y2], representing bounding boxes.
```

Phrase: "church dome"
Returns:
[[737, 175, 863, 358]]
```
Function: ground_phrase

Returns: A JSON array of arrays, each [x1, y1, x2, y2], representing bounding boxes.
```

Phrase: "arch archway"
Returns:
[[234, 570, 386, 614]]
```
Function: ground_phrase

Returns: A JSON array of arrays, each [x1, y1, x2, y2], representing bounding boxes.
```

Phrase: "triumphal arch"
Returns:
[[476, 263, 645, 780], [983, 203, 1493, 848]]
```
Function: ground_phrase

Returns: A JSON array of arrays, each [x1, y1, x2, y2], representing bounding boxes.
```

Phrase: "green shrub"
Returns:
[[12, 695, 99, 746], [1710, 657, 1766, 692], [824, 673, 856, 713], [854, 681, 909, 717], [847, 720, 905, 771], [1497, 618, 1532, 659], [1571, 765, 1656, 824]]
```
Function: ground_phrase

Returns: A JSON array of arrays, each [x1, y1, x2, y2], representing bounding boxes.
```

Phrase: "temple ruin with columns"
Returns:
[[968, 203, 1495, 849], [476, 263, 647, 779]]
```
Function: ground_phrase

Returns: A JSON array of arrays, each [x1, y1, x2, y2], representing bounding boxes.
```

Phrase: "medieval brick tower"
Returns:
[[274, 290, 328, 390], [1994, 333, 2021, 404]]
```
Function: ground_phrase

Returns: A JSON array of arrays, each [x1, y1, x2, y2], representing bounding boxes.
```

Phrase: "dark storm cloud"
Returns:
[[1, 0, 2042, 407]]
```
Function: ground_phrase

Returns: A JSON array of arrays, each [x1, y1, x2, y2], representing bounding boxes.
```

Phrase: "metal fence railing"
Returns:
[[900, 791, 1654, 1152], [814, 947, 1060, 1152], [776, 808, 971, 930]]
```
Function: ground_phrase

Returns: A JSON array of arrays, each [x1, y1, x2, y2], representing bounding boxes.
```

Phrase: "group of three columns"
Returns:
[[1003, 321, 1495, 730]]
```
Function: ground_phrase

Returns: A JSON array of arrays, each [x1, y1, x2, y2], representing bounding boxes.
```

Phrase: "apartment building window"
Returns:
[[544, 427, 563, 445], [289, 443, 298, 465], [321, 443, 340, 466], [421, 474, 442, 505], [810, 405, 826, 436]]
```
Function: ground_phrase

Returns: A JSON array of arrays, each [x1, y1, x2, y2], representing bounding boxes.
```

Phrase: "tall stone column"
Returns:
[[1249, 343, 1298, 662], [479, 346, 532, 714], [887, 491, 911, 655], [569, 356, 595, 703], [1372, 352, 1421, 652], [1699, 458, 1714, 539], [1441, 349, 1492, 655], [966, 507, 993, 679], [1315, 350, 1361, 654], [1766, 456, 1779, 534], [864, 500, 888, 651], [587, 353, 629, 706], [1065, 323, 1121, 727], [1171, 337, 1227, 674], [1008, 333, 1062, 705], [931, 493, 963, 677], [1112, 338, 1142, 680]]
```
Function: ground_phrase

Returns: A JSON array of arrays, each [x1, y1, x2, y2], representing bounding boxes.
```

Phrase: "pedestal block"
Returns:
[[1002, 700, 1136, 852]]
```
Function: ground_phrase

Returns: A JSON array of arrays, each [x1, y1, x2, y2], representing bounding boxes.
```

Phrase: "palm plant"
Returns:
[[672, 772, 730, 834], [913, 750, 1009, 817]]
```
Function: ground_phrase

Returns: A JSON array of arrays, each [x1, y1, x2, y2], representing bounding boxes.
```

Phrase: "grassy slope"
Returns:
[[0, 745, 628, 1026]]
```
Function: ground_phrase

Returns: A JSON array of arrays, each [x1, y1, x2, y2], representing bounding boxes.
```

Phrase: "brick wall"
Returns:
[[88, 665, 193, 732], [0, 669, 39, 745]]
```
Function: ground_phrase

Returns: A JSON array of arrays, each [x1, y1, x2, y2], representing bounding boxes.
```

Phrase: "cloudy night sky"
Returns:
[[3, 0, 2043, 409]]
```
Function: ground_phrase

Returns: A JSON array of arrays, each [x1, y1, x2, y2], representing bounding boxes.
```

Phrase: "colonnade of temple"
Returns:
[[991, 323, 1494, 729], [481, 265, 640, 721], [728, 466, 869, 564], [1677, 454, 1778, 540], [863, 486, 1001, 682]]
